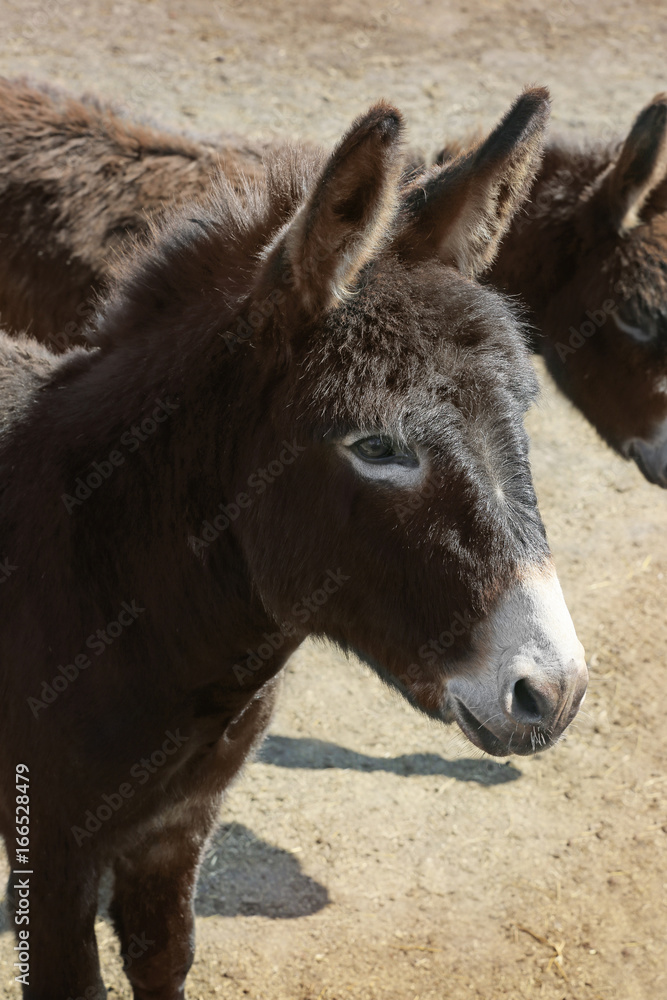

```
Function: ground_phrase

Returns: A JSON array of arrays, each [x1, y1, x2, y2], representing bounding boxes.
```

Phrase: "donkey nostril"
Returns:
[[512, 677, 548, 723]]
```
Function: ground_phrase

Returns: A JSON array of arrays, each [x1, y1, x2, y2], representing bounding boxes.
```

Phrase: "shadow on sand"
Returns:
[[257, 734, 522, 786], [195, 822, 329, 919]]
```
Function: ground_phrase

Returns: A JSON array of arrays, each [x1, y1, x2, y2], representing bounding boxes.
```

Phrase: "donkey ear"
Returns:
[[396, 88, 550, 277], [280, 103, 404, 311], [592, 94, 667, 233]]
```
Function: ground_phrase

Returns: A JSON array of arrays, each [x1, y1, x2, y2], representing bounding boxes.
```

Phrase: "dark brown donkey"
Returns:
[[0, 93, 587, 998], [437, 96, 667, 486]]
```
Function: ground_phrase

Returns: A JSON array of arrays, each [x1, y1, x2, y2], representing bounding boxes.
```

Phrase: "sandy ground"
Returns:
[[1, 1, 666, 998]]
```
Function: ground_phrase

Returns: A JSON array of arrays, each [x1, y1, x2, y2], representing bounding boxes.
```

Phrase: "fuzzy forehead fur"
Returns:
[[295, 260, 538, 436]]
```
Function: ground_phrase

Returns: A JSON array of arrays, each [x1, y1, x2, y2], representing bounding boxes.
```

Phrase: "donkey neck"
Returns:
[[2, 267, 298, 708]]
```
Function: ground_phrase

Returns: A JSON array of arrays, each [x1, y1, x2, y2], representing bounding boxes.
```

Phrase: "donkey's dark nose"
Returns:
[[501, 655, 588, 730], [508, 676, 557, 725]]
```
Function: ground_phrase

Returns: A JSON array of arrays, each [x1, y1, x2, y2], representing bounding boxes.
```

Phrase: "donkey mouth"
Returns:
[[452, 700, 511, 756], [626, 440, 667, 488], [452, 699, 553, 757]]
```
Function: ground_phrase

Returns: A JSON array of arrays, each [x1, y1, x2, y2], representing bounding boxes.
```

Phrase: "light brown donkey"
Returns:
[[0, 76, 269, 346]]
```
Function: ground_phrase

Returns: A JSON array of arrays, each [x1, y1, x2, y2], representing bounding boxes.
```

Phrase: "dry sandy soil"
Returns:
[[1, 1, 666, 998]]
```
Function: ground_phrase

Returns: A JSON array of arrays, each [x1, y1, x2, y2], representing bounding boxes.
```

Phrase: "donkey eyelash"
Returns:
[[337, 428, 414, 451]]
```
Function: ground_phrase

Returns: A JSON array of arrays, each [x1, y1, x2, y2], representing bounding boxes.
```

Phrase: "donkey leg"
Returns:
[[111, 685, 278, 999], [17, 845, 105, 1000], [109, 801, 216, 1000]]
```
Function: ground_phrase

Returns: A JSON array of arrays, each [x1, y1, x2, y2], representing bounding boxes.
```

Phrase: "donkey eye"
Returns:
[[354, 436, 395, 460], [351, 435, 417, 465]]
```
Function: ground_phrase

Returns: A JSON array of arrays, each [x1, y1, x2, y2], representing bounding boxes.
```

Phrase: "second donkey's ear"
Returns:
[[279, 103, 405, 312], [396, 87, 550, 277], [592, 94, 667, 233]]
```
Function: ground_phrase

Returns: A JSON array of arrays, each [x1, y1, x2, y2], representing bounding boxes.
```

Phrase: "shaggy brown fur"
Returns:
[[0, 76, 269, 345], [0, 92, 587, 998]]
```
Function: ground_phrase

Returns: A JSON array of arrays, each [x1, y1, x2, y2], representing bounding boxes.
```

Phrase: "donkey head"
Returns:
[[544, 95, 667, 486], [219, 90, 587, 756]]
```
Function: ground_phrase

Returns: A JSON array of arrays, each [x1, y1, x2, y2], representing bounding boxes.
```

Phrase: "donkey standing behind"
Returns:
[[0, 92, 587, 998], [2, 77, 665, 484], [0, 75, 269, 345], [436, 95, 667, 486]]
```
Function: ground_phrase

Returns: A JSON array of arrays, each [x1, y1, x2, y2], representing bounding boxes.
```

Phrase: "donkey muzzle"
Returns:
[[444, 563, 588, 756]]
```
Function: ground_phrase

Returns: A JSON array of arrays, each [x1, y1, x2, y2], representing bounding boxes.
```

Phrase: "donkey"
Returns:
[[0, 75, 269, 346], [436, 96, 667, 487], [0, 90, 587, 998]]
